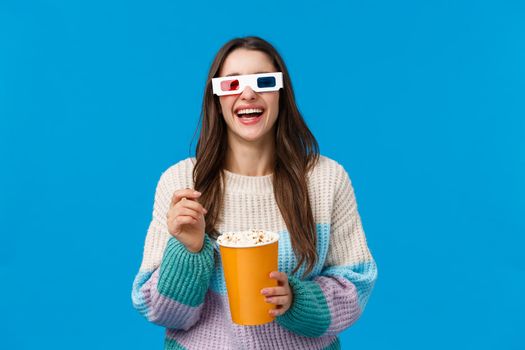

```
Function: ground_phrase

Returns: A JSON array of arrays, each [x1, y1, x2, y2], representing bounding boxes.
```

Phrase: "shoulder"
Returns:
[[163, 157, 196, 176], [309, 154, 352, 186], [306, 155, 355, 223], [308, 155, 356, 204], [156, 157, 196, 190]]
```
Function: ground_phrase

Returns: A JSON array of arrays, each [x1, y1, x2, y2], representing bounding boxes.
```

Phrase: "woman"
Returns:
[[132, 36, 378, 350]]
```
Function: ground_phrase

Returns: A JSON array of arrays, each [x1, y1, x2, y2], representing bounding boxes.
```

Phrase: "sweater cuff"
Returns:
[[157, 235, 214, 307], [275, 275, 331, 337]]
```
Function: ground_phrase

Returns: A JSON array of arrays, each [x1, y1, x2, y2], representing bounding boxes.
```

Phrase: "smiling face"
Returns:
[[217, 48, 280, 144]]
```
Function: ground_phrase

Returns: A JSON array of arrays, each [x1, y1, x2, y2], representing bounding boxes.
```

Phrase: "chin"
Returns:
[[240, 134, 263, 142], [237, 130, 269, 143]]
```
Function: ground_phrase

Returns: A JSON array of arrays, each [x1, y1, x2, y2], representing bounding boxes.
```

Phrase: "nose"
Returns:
[[240, 86, 256, 100]]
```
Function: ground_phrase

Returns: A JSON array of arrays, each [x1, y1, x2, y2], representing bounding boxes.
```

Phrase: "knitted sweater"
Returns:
[[131, 155, 378, 350]]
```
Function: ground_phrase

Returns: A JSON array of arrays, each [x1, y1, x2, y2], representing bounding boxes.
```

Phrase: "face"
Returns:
[[217, 48, 280, 143]]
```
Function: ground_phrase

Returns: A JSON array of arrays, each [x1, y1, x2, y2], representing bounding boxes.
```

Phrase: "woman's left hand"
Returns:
[[261, 271, 294, 317]]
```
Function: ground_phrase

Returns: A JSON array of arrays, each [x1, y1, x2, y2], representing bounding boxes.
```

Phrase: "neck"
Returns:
[[225, 132, 275, 176]]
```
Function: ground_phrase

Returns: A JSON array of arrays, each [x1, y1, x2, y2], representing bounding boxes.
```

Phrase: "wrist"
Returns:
[[185, 239, 205, 253]]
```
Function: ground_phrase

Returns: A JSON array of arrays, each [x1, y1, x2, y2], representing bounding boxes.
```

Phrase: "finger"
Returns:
[[173, 215, 198, 226], [174, 207, 202, 220], [269, 306, 285, 317], [177, 198, 207, 214], [264, 296, 289, 306], [269, 271, 288, 285], [171, 189, 201, 206], [261, 286, 287, 296]]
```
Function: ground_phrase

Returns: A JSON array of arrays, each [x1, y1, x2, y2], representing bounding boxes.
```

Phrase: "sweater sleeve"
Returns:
[[131, 166, 215, 330], [276, 163, 378, 337]]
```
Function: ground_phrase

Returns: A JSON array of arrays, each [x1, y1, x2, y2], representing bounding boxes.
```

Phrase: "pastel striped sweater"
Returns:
[[131, 155, 378, 349]]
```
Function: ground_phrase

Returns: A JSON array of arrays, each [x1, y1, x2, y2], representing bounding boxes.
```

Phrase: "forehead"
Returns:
[[219, 49, 276, 77]]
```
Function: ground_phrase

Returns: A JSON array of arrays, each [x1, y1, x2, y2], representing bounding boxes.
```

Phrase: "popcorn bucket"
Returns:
[[217, 230, 279, 325]]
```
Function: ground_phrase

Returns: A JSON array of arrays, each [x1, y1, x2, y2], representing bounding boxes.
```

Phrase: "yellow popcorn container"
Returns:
[[217, 230, 279, 325]]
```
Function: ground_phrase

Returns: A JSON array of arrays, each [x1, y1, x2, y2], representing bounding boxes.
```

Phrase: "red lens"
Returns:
[[221, 79, 239, 92]]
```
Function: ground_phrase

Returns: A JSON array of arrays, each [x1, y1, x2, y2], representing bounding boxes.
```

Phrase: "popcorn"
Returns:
[[217, 229, 278, 247]]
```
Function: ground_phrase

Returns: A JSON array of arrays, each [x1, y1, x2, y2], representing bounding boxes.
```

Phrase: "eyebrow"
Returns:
[[224, 71, 272, 77]]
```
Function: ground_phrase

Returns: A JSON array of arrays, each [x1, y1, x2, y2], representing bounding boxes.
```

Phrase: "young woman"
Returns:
[[132, 36, 378, 350]]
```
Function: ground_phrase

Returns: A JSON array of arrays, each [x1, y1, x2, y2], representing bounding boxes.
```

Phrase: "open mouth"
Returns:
[[235, 108, 265, 119]]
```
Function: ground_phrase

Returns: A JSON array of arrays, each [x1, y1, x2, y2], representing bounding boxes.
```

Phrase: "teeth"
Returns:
[[237, 108, 263, 115]]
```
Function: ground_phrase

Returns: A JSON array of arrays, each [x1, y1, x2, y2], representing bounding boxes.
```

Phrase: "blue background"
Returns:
[[1, 0, 524, 349]]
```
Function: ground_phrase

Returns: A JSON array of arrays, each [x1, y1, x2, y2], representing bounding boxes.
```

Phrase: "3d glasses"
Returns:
[[212, 72, 283, 96]]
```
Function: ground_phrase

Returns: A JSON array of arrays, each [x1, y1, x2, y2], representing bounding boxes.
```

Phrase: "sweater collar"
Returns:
[[222, 169, 274, 194]]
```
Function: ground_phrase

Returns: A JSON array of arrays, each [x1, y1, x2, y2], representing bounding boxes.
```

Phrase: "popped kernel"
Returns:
[[217, 229, 277, 247]]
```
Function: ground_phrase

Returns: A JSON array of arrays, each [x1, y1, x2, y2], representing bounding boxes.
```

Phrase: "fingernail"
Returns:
[[261, 289, 268, 295]]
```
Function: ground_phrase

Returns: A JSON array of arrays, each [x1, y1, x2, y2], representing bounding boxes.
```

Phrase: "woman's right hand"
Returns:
[[167, 188, 208, 253]]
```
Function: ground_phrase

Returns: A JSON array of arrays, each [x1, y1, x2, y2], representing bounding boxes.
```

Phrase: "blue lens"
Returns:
[[257, 76, 276, 88]]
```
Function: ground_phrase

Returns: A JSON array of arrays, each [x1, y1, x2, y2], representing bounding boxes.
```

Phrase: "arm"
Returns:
[[131, 169, 215, 330], [275, 164, 378, 337]]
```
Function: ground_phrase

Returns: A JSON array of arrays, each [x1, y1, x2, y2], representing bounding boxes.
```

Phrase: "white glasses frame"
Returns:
[[212, 72, 283, 96]]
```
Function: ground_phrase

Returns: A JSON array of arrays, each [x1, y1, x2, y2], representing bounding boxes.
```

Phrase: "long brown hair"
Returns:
[[192, 36, 320, 277]]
